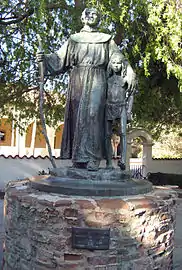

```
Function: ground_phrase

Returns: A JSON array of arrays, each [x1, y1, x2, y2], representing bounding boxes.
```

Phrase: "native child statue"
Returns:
[[105, 53, 136, 170]]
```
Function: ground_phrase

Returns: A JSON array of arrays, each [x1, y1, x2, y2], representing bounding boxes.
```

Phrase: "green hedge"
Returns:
[[147, 172, 182, 188]]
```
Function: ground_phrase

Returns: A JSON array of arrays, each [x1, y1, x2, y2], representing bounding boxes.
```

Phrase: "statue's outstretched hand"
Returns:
[[125, 65, 136, 91]]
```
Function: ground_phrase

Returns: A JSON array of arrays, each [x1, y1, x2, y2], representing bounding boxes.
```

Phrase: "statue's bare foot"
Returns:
[[87, 160, 100, 171], [72, 162, 87, 169], [106, 161, 114, 170], [118, 160, 126, 170]]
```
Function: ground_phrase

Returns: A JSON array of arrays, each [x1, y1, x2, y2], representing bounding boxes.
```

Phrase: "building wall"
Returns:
[[0, 156, 181, 190], [0, 120, 182, 189], [130, 158, 182, 176], [0, 118, 64, 157], [0, 119, 13, 146], [148, 159, 182, 175]]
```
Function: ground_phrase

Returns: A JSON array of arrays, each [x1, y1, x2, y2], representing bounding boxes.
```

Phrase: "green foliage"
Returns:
[[0, 0, 182, 133], [131, 137, 143, 158], [152, 129, 182, 158]]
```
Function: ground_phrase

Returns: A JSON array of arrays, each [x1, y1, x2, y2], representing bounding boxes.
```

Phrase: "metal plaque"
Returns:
[[72, 227, 110, 250]]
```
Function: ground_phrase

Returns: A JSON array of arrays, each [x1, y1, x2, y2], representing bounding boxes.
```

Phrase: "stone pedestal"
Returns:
[[4, 179, 177, 270]]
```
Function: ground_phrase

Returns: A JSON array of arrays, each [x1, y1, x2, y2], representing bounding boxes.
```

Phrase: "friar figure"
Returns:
[[105, 53, 136, 170], [37, 8, 135, 171]]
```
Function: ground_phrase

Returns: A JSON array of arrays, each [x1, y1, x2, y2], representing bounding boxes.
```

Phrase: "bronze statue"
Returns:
[[106, 53, 136, 170], [36, 8, 136, 171]]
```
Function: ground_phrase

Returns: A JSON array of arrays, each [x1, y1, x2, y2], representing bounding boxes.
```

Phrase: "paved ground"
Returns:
[[0, 193, 182, 269]]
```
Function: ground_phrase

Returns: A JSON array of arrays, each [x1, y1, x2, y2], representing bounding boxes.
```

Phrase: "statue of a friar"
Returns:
[[37, 8, 136, 171]]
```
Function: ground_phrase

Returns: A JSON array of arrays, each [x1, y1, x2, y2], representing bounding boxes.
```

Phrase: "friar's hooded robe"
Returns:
[[44, 30, 122, 163]]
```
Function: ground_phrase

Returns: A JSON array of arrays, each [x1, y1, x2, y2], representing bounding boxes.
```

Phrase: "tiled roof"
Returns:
[[0, 154, 60, 159]]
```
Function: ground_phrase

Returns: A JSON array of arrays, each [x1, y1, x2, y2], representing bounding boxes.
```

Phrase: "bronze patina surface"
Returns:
[[30, 168, 152, 196], [36, 8, 136, 171]]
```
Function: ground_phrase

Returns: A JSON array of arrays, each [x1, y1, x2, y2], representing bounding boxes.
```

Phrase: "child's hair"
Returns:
[[111, 53, 124, 63], [107, 53, 126, 77]]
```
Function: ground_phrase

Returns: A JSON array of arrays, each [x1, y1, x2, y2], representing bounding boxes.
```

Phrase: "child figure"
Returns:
[[106, 53, 136, 170]]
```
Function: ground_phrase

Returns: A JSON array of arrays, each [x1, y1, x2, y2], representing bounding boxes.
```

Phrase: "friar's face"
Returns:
[[81, 8, 100, 27]]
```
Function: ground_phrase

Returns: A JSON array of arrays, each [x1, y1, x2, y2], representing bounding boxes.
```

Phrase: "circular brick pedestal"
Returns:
[[4, 180, 177, 270]]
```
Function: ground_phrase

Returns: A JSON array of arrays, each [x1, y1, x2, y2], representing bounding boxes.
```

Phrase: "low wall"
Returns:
[[0, 156, 108, 190], [0, 156, 182, 190], [130, 158, 182, 176], [4, 180, 177, 270], [148, 159, 182, 175], [0, 156, 69, 190]]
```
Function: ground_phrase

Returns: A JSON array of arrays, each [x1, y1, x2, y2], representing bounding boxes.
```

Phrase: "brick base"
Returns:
[[3, 180, 177, 270]]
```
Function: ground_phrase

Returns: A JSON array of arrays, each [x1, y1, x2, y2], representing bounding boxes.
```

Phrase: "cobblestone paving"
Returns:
[[0, 196, 182, 269]]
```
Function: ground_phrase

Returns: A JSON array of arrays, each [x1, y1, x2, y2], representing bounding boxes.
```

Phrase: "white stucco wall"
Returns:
[[0, 157, 108, 189], [0, 157, 71, 189], [0, 156, 181, 190], [148, 159, 182, 175], [130, 158, 182, 175]]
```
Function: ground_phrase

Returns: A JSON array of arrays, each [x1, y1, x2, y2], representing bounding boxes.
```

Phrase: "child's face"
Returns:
[[110, 59, 122, 73]]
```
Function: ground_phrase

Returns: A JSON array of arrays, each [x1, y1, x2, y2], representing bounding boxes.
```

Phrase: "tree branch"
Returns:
[[0, 8, 34, 25], [0, 1, 70, 25], [114, 22, 124, 45], [75, 0, 83, 8]]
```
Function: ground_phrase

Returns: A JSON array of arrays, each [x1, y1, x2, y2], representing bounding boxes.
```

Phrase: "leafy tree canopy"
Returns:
[[0, 0, 182, 137], [152, 129, 182, 158]]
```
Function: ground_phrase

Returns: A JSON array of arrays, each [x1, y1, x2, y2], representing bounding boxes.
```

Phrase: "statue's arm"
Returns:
[[109, 39, 125, 59], [124, 66, 137, 122], [124, 63, 136, 92], [42, 40, 69, 76]]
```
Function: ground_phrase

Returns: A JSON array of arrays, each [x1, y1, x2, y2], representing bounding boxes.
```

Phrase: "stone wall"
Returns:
[[4, 180, 177, 270]]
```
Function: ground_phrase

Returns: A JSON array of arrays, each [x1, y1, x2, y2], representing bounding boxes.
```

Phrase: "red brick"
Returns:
[[95, 266, 107, 270], [57, 262, 83, 270], [107, 265, 118, 270], [7, 189, 20, 200], [36, 258, 57, 268], [4, 185, 177, 270], [30, 175, 49, 182], [65, 237, 72, 247], [85, 211, 115, 226], [53, 200, 72, 207], [142, 231, 156, 245], [64, 254, 82, 261], [116, 214, 128, 223], [154, 193, 172, 200], [66, 217, 80, 226], [40, 207, 59, 218], [96, 199, 129, 210], [160, 213, 170, 221], [77, 200, 95, 209], [38, 199, 54, 207], [20, 195, 37, 205], [129, 198, 157, 209], [64, 208, 78, 217], [87, 256, 116, 265], [148, 244, 166, 256]]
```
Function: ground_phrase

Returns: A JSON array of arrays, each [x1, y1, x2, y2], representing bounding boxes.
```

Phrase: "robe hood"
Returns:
[[70, 32, 112, 43]]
